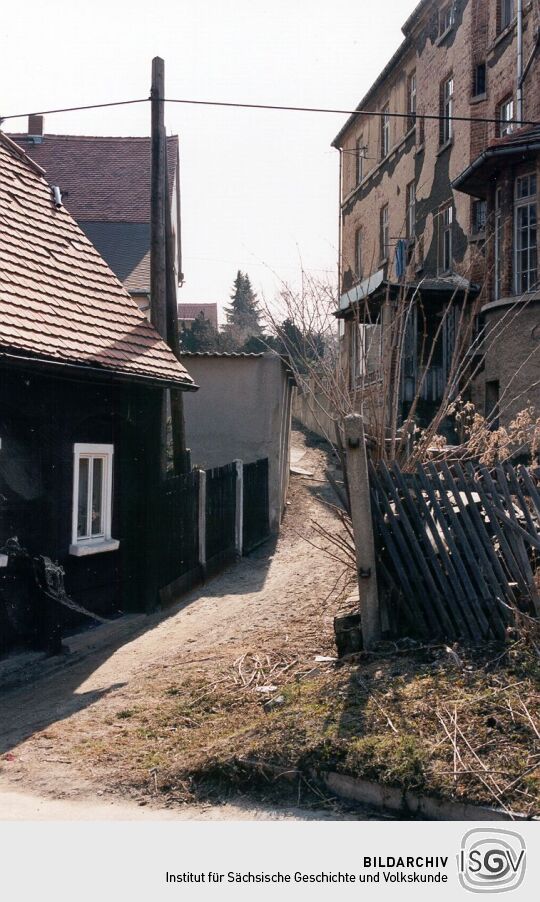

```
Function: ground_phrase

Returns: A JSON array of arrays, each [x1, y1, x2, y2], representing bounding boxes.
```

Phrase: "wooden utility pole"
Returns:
[[150, 56, 167, 341], [164, 137, 188, 474], [344, 413, 380, 648], [150, 55, 188, 474]]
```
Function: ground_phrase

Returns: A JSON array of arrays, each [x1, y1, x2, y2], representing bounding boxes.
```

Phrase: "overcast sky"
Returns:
[[1, 0, 415, 319]]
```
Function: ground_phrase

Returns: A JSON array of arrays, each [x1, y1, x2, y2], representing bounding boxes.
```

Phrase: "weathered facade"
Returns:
[[334, 0, 540, 430]]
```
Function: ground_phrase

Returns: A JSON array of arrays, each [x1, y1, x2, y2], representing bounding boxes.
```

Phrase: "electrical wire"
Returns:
[[1, 95, 539, 130], [0, 98, 149, 124]]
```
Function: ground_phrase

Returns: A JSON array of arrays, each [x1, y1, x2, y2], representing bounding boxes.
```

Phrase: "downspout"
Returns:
[[337, 147, 343, 294], [517, 0, 523, 125]]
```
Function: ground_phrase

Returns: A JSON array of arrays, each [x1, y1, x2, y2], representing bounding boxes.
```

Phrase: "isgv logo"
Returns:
[[458, 829, 526, 894]]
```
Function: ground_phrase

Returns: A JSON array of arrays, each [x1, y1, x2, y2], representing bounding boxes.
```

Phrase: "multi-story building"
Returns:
[[333, 0, 540, 432]]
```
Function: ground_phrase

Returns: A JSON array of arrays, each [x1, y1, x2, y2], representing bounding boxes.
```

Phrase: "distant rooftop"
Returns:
[[178, 303, 219, 329]]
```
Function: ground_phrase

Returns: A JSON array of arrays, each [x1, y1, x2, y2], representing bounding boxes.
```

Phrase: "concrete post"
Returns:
[[344, 413, 380, 648], [234, 459, 244, 556], [198, 469, 206, 573]]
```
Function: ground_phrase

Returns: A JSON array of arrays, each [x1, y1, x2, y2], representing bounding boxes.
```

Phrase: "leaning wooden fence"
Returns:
[[370, 459, 540, 641]]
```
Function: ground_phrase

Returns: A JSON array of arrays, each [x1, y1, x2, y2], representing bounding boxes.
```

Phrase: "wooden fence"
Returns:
[[158, 470, 200, 591], [243, 458, 270, 553], [158, 458, 271, 603], [370, 459, 540, 641], [205, 462, 237, 571]]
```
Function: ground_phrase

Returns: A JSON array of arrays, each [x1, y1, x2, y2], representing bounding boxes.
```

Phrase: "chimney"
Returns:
[[28, 114, 43, 143]]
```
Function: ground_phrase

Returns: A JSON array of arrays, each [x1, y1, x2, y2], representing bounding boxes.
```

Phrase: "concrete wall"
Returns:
[[292, 375, 338, 444], [180, 353, 293, 532]]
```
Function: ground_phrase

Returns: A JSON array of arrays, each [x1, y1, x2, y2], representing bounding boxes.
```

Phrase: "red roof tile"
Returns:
[[5, 133, 178, 223], [0, 133, 193, 388]]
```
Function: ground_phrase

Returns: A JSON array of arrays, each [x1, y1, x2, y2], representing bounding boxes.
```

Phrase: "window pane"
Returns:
[[77, 457, 89, 538], [91, 457, 104, 536]]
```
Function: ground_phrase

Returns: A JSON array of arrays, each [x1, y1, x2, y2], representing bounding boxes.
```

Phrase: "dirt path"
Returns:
[[0, 430, 358, 819]]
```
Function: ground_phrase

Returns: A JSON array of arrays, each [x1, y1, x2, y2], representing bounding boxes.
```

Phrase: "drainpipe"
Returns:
[[517, 0, 523, 125], [338, 147, 343, 295]]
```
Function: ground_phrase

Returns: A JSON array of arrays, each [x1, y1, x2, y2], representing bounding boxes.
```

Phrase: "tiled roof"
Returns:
[[5, 133, 178, 223], [0, 133, 193, 388], [178, 303, 218, 328], [80, 222, 151, 292]]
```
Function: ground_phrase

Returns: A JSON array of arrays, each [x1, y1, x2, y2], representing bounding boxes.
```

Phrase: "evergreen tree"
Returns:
[[225, 271, 262, 343], [179, 312, 220, 352]]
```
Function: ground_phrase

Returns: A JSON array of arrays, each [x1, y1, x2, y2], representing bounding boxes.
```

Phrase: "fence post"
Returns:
[[344, 413, 380, 649], [198, 468, 207, 574], [234, 459, 243, 557]]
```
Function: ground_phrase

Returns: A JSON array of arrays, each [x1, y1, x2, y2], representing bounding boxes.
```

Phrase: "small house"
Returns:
[[0, 132, 195, 653]]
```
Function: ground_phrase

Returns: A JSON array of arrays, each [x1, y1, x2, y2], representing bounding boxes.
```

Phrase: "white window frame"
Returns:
[[439, 204, 454, 273], [407, 72, 417, 130], [70, 443, 119, 556], [514, 173, 537, 294], [439, 3, 454, 37], [355, 135, 364, 185], [406, 181, 416, 239], [500, 0, 514, 31], [499, 97, 514, 137], [442, 76, 454, 144], [380, 204, 389, 260], [381, 105, 390, 158]]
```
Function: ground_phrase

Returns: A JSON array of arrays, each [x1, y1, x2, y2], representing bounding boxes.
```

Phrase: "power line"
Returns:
[[1, 94, 539, 130], [164, 97, 540, 130], [0, 98, 149, 123]]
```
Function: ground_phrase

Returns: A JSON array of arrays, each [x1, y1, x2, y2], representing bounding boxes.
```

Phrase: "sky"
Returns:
[[1, 0, 416, 320]]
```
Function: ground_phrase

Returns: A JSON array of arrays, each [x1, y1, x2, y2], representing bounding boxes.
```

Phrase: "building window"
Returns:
[[416, 234, 425, 270], [472, 62, 486, 97], [499, 0, 514, 31], [407, 72, 417, 130], [354, 227, 363, 280], [355, 136, 364, 185], [380, 204, 389, 260], [514, 173, 537, 294], [498, 97, 514, 136], [439, 204, 453, 272], [485, 380, 500, 430], [381, 105, 390, 158], [70, 443, 119, 556], [441, 76, 454, 144], [406, 181, 416, 264], [495, 187, 503, 299], [439, 3, 454, 36], [472, 198, 487, 234]]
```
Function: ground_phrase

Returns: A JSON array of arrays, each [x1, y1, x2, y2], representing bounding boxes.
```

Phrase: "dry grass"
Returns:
[[73, 641, 540, 817]]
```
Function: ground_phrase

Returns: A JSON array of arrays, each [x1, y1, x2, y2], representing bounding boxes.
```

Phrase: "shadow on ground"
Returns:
[[0, 540, 276, 757]]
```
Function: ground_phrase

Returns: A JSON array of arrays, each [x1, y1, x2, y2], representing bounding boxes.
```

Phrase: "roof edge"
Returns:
[[0, 131, 46, 176], [0, 348, 198, 391]]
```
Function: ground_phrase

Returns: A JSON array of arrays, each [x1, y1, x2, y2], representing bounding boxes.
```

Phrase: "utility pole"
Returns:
[[165, 138, 189, 473], [150, 56, 167, 341], [150, 55, 188, 474]]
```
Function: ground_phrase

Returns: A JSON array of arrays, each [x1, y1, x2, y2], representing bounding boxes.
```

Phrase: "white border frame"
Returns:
[[70, 443, 119, 557]]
